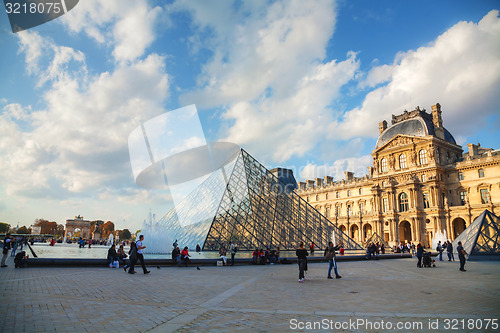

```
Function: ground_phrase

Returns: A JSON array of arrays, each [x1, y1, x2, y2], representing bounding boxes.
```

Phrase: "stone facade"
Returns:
[[297, 104, 500, 247]]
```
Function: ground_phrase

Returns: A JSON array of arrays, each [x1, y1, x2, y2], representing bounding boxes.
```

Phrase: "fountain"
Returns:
[[140, 210, 172, 254], [431, 230, 448, 250], [106, 233, 114, 246]]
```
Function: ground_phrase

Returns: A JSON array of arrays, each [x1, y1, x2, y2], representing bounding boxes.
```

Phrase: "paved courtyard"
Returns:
[[0, 256, 499, 332]]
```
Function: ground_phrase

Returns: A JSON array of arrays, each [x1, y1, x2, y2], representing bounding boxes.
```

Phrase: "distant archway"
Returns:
[[452, 218, 467, 239], [65, 217, 91, 239], [399, 220, 412, 243], [351, 225, 359, 242], [363, 224, 372, 239], [339, 225, 347, 234]]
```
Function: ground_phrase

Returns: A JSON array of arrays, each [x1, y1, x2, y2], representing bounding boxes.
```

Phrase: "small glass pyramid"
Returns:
[[452, 210, 500, 260]]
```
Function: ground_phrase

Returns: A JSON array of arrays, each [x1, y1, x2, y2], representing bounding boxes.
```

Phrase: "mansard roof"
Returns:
[[376, 107, 456, 149]]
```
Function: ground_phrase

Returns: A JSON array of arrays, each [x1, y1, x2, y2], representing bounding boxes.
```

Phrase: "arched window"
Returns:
[[306, 196, 309, 202], [359, 188, 362, 195], [399, 154, 407, 169], [380, 158, 387, 172], [399, 192, 409, 212], [315, 194, 320, 201], [347, 204, 352, 216], [325, 193, 329, 200], [419, 149, 428, 165], [347, 190, 351, 197], [325, 206, 331, 217], [336, 191, 339, 198]]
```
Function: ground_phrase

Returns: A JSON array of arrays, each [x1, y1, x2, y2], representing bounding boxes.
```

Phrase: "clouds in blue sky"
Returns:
[[0, 0, 499, 230]]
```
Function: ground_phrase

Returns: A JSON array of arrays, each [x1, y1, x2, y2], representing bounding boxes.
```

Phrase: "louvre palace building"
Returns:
[[297, 103, 499, 247]]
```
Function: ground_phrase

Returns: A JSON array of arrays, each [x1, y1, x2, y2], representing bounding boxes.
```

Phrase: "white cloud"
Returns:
[[334, 10, 500, 140], [0, 34, 169, 201], [60, 0, 162, 63], [177, 0, 363, 162], [299, 155, 373, 181]]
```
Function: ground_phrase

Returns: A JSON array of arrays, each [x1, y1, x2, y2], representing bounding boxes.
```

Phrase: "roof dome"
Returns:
[[376, 107, 456, 149]]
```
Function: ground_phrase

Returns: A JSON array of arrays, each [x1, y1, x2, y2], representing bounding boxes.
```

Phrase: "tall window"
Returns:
[[325, 206, 331, 217], [347, 204, 352, 216], [336, 191, 339, 198], [460, 191, 467, 205], [478, 169, 485, 178], [399, 192, 409, 212], [480, 189, 489, 204], [446, 151, 451, 162], [458, 172, 464, 181], [335, 206, 340, 216], [347, 190, 351, 197], [380, 158, 387, 172], [307, 196, 309, 202], [325, 193, 329, 200], [382, 198, 388, 213], [421, 174, 427, 182], [359, 202, 365, 214], [436, 148, 441, 163], [419, 149, 428, 165], [423, 192, 430, 208], [399, 154, 407, 169], [359, 188, 362, 195], [315, 194, 320, 201]]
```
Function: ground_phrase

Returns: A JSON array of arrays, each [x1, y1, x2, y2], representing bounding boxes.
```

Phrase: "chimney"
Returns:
[[431, 103, 444, 139], [344, 171, 354, 181], [379, 120, 387, 134], [467, 143, 479, 157], [324, 176, 333, 185], [315, 178, 324, 187]]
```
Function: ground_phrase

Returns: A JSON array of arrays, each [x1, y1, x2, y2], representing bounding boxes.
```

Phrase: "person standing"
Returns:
[[309, 242, 315, 254], [457, 241, 467, 271], [135, 235, 150, 274], [416, 243, 424, 268], [1, 233, 12, 267], [324, 241, 341, 279], [436, 241, 443, 261], [126, 241, 137, 273], [296, 242, 308, 282], [446, 241, 455, 261], [229, 242, 236, 266]]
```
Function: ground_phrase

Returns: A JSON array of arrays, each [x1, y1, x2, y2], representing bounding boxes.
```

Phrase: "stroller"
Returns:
[[422, 252, 436, 267]]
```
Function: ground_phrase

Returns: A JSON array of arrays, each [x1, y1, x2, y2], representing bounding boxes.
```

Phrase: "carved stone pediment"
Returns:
[[376, 135, 426, 152]]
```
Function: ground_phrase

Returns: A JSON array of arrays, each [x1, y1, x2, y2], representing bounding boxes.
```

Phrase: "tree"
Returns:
[[101, 221, 115, 239], [17, 226, 29, 234], [118, 229, 132, 240], [34, 219, 60, 235], [0, 222, 10, 233]]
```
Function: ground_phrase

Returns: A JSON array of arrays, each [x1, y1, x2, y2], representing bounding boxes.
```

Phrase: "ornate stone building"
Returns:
[[297, 103, 499, 247]]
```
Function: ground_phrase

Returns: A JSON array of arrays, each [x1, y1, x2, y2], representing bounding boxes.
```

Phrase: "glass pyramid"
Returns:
[[452, 210, 500, 260], [156, 149, 362, 252], [364, 232, 390, 249]]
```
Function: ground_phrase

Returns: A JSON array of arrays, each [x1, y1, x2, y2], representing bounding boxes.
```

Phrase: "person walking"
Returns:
[[457, 241, 467, 271], [1, 233, 12, 267], [436, 241, 443, 261], [135, 235, 150, 274], [324, 241, 342, 279], [296, 242, 308, 282], [229, 242, 236, 266], [446, 241, 455, 261]]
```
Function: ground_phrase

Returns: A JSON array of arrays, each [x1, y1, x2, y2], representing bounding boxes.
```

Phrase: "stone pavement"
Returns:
[[0, 256, 499, 332]]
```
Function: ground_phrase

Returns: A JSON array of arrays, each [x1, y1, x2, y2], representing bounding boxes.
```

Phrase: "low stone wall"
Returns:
[[25, 253, 412, 267]]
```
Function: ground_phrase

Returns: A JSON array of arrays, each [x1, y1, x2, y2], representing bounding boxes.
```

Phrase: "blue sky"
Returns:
[[0, 0, 499, 232]]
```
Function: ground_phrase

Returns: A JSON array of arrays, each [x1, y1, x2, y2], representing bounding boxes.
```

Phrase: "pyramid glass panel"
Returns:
[[452, 210, 500, 259]]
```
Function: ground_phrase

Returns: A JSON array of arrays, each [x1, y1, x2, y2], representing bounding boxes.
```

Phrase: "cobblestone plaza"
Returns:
[[1, 258, 499, 332]]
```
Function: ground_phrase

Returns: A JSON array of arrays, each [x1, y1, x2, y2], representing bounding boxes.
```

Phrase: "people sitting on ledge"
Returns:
[[172, 246, 181, 266], [181, 246, 191, 267]]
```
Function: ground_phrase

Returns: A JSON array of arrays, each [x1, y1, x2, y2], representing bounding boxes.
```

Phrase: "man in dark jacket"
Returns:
[[416, 243, 424, 268]]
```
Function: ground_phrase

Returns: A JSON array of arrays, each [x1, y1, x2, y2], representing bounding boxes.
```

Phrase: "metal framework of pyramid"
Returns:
[[156, 149, 362, 251], [452, 210, 500, 260], [364, 232, 390, 249]]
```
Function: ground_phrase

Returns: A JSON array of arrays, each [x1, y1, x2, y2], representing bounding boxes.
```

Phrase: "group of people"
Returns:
[[415, 240, 467, 271], [296, 241, 343, 283], [106, 235, 150, 274], [251, 247, 280, 265], [218, 242, 237, 266], [2, 233, 30, 268], [365, 242, 385, 259], [171, 244, 192, 267], [393, 241, 415, 255]]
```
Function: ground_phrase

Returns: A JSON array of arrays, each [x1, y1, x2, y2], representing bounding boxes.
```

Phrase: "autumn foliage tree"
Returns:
[[34, 219, 65, 236]]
